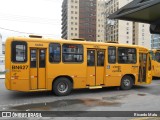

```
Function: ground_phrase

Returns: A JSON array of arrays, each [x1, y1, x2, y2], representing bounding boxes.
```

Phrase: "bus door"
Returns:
[[138, 53, 147, 83], [87, 49, 105, 86], [155, 51, 160, 76], [30, 48, 46, 90]]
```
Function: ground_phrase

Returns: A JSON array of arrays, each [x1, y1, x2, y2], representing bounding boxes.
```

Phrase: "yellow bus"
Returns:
[[149, 49, 160, 77], [5, 36, 152, 96]]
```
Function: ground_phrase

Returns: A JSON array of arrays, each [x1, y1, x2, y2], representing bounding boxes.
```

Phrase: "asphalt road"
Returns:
[[0, 78, 160, 119]]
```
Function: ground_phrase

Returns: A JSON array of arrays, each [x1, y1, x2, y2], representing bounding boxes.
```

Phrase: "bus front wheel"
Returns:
[[120, 75, 133, 90], [53, 77, 72, 96]]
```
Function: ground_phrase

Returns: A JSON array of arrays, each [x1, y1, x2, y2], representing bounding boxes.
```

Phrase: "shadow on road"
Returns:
[[7, 85, 148, 99], [152, 77, 160, 80], [9, 97, 122, 111]]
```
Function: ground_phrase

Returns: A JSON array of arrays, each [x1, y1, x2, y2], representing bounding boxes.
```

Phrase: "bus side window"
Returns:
[[49, 43, 61, 63], [62, 44, 83, 63], [97, 51, 105, 66], [39, 49, 46, 68], [30, 49, 37, 68], [87, 50, 95, 66], [118, 47, 136, 64], [108, 46, 116, 64], [11, 41, 27, 62]]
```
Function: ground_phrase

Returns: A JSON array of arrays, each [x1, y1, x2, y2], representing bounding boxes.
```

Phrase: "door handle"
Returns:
[[132, 66, 138, 68], [30, 76, 37, 78], [90, 75, 95, 77]]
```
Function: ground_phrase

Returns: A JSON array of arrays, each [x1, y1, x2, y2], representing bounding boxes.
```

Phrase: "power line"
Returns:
[[0, 26, 56, 36]]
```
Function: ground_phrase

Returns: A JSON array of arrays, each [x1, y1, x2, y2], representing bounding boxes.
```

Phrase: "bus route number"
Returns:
[[12, 65, 28, 70]]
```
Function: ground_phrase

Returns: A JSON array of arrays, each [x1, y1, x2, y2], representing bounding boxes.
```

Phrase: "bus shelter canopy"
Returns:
[[109, 0, 160, 24]]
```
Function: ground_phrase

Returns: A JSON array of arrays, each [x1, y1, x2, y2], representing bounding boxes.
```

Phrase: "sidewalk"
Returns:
[[0, 74, 5, 79], [0, 64, 5, 79]]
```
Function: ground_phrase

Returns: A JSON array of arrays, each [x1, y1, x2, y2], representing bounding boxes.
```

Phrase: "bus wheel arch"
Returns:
[[120, 74, 135, 90], [52, 76, 73, 96]]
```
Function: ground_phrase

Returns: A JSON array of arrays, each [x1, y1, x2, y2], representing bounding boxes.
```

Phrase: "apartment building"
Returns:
[[133, 22, 151, 48], [0, 34, 2, 55], [105, 0, 151, 49], [61, 0, 106, 42]]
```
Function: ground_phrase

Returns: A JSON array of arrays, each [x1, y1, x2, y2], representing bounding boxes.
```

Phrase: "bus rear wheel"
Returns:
[[120, 75, 133, 90], [53, 77, 72, 96]]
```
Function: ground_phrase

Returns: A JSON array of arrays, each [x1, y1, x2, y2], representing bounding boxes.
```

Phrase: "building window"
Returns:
[[62, 44, 83, 63]]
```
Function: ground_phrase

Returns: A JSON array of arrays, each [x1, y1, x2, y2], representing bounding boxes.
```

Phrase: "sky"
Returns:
[[0, 0, 63, 41]]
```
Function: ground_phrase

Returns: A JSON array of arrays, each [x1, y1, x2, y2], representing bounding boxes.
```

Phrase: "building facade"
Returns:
[[133, 22, 151, 48], [0, 34, 2, 55], [62, 0, 106, 42], [105, 0, 133, 44], [0, 34, 4, 73], [105, 0, 151, 49], [62, 0, 151, 48]]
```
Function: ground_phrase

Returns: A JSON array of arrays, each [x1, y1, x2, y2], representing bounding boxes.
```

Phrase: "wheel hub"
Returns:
[[124, 79, 130, 86], [57, 82, 68, 93]]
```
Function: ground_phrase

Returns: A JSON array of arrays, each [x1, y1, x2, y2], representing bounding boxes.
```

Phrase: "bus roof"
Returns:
[[6, 36, 148, 50]]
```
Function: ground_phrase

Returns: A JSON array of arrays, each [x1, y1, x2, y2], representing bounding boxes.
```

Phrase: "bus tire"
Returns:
[[120, 75, 133, 90], [53, 77, 72, 96]]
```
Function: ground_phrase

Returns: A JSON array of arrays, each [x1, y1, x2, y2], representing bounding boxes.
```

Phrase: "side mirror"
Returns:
[[150, 24, 160, 34]]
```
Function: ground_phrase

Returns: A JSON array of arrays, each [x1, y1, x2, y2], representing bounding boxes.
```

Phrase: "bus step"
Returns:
[[89, 86, 102, 89], [30, 89, 47, 92]]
